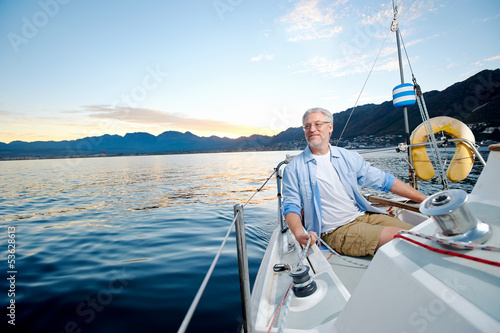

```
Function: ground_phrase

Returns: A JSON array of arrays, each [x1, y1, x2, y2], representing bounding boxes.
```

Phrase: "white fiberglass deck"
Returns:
[[251, 146, 500, 332], [334, 146, 500, 332]]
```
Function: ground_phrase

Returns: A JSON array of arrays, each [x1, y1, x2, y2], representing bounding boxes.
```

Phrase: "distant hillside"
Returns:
[[0, 131, 269, 158], [331, 68, 500, 140], [1, 69, 499, 159], [259, 68, 500, 145]]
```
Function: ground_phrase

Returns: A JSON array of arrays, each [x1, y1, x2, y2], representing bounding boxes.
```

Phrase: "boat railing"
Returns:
[[177, 157, 293, 333], [357, 137, 486, 166], [276, 155, 297, 255], [178, 138, 483, 332]]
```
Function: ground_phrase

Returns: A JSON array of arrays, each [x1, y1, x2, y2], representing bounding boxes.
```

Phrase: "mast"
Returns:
[[392, 1, 417, 188]]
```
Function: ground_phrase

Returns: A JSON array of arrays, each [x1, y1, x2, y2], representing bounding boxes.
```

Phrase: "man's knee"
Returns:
[[376, 226, 403, 250]]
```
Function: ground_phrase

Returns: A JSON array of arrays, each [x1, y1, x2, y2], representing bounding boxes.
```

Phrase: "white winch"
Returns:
[[420, 189, 491, 247]]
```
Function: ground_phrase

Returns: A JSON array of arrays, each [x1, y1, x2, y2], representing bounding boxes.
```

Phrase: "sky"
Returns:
[[0, 0, 499, 143]]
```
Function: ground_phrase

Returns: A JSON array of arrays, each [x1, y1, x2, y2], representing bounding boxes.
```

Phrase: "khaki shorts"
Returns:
[[321, 212, 412, 257]]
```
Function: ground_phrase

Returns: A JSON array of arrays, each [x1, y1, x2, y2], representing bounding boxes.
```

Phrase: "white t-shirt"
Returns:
[[315, 152, 363, 232]]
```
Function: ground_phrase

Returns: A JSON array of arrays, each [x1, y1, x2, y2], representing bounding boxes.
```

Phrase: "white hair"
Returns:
[[302, 107, 333, 125]]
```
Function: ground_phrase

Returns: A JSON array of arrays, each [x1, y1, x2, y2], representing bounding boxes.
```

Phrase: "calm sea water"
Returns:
[[0, 149, 489, 332]]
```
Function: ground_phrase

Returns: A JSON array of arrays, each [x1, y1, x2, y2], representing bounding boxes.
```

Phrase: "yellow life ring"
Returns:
[[410, 116, 475, 182]]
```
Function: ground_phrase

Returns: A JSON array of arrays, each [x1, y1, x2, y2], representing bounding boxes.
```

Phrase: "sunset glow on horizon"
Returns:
[[1, 0, 499, 144]]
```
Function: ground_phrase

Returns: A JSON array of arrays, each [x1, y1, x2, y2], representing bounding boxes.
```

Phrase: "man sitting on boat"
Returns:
[[282, 107, 427, 256]]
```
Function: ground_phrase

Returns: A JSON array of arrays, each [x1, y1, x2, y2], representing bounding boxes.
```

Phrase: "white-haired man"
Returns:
[[282, 107, 427, 256]]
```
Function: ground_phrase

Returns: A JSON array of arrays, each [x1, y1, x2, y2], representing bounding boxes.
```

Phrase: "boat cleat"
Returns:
[[272, 263, 290, 272]]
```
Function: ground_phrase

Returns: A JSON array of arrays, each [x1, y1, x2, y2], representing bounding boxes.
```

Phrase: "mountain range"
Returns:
[[1, 69, 499, 159]]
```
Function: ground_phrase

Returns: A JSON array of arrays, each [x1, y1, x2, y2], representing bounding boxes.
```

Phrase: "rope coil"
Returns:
[[292, 277, 313, 288]]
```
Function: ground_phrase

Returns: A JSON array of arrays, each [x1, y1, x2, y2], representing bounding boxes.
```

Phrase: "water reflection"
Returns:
[[0, 149, 492, 332], [1, 149, 489, 228], [361, 148, 489, 196]]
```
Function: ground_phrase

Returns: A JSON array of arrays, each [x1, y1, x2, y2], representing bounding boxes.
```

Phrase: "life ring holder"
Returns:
[[410, 116, 475, 182]]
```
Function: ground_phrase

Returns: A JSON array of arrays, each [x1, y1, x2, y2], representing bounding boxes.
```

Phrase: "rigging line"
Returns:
[[177, 214, 238, 333], [398, 29, 449, 189], [179, 167, 277, 332], [398, 29, 415, 77], [243, 168, 277, 207], [415, 96, 449, 189], [335, 26, 392, 146]]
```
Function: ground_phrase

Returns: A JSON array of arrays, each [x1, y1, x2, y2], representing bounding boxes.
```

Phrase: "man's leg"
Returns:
[[321, 214, 378, 256], [377, 226, 405, 251], [321, 213, 413, 257], [366, 212, 413, 251]]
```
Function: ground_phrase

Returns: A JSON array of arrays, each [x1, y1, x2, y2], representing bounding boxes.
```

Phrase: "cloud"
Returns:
[[278, 0, 437, 43], [86, 106, 175, 124], [400, 0, 439, 23], [293, 55, 369, 78], [485, 55, 500, 62], [0, 109, 16, 116], [470, 55, 500, 68], [77, 105, 268, 137], [360, 6, 393, 31], [482, 14, 500, 23], [279, 0, 343, 41], [288, 26, 342, 42], [250, 54, 275, 62], [293, 45, 416, 78], [281, 0, 436, 78]]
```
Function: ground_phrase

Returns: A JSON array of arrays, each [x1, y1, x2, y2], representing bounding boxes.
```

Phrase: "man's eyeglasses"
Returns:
[[302, 121, 331, 131]]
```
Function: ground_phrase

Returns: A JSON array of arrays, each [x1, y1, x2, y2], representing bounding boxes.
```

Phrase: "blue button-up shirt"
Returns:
[[282, 145, 395, 236]]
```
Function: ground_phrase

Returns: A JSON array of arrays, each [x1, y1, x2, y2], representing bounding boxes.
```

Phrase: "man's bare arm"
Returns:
[[285, 212, 318, 246], [389, 178, 427, 203]]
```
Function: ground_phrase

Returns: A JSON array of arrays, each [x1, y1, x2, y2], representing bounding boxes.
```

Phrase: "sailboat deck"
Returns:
[[321, 252, 371, 295]]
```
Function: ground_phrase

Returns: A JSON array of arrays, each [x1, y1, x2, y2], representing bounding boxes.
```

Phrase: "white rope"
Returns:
[[277, 291, 293, 333], [297, 236, 312, 265]]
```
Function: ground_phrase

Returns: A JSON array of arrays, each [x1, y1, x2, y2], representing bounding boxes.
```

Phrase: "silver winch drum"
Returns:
[[419, 189, 491, 246]]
